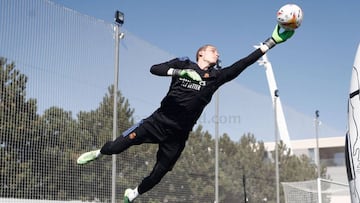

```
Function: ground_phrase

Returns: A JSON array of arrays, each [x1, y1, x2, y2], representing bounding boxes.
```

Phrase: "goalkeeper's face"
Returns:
[[199, 45, 219, 65]]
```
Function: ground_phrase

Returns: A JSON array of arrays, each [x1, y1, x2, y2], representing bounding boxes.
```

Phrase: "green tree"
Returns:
[[32, 107, 87, 200], [221, 133, 274, 203], [176, 126, 215, 202], [76, 85, 135, 202], [0, 57, 39, 198]]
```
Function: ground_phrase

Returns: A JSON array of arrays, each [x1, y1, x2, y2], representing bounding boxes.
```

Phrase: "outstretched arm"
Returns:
[[220, 24, 295, 83]]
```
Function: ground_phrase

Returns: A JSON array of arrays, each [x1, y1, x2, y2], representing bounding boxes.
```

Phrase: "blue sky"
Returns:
[[51, 0, 360, 140], [3, 0, 359, 142]]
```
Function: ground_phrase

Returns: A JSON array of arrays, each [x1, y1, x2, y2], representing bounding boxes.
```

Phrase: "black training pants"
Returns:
[[100, 118, 188, 194]]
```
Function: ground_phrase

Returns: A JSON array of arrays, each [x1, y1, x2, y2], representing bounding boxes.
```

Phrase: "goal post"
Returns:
[[281, 179, 350, 203]]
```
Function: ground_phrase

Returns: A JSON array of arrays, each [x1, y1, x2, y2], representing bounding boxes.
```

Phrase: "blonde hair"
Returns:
[[196, 44, 215, 62]]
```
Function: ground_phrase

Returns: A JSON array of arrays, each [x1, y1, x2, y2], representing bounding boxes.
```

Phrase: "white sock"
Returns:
[[260, 44, 269, 53], [128, 187, 139, 201], [95, 149, 102, 158]]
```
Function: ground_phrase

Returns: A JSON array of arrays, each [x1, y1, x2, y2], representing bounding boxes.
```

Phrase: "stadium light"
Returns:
[[115, 10, 124, 25]]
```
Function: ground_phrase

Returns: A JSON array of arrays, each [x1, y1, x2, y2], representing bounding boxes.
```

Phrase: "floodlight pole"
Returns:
[[274, 90, 280, 203], [315, 110, 322, 203], [215, 89, 219, 203], [113, 10, 124, 203], [214, 60, 221, 203]]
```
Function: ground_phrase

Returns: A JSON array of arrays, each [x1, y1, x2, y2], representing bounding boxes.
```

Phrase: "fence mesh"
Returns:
[[0, 0, 215, 202], [2, 1, 346, 203]]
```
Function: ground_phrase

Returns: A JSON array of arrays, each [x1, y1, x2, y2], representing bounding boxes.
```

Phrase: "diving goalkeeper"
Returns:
[[77, 25, 294, 203]]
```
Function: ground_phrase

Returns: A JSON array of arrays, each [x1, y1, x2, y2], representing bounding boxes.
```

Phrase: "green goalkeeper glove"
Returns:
[[173, 69, 202, 82], [263, 24, 295, 50]]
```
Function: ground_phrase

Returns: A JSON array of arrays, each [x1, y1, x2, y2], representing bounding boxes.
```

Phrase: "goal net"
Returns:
[[282, 179, 350, 203]]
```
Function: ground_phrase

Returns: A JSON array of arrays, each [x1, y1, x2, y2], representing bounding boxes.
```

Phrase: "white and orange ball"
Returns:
[[276, 4, 303, 31]]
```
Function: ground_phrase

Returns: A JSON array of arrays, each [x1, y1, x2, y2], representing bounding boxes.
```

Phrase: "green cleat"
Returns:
[[77, 149, 100, 165], [123, 188, 133, 203]]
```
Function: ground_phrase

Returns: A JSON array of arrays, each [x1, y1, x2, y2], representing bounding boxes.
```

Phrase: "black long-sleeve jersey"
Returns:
[[149, 48, 264, 133]]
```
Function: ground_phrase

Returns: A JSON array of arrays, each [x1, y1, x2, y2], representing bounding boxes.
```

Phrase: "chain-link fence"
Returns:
[[1, 1, 331, 203], [0, 0, 214, 202]]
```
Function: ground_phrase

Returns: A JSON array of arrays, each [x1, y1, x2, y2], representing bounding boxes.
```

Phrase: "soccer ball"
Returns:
[[276, 4, 303, 31]]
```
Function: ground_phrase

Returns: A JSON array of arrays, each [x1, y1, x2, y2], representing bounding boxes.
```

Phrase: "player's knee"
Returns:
[[100, 136, 130, 155], [100, 141, 117, 155]]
